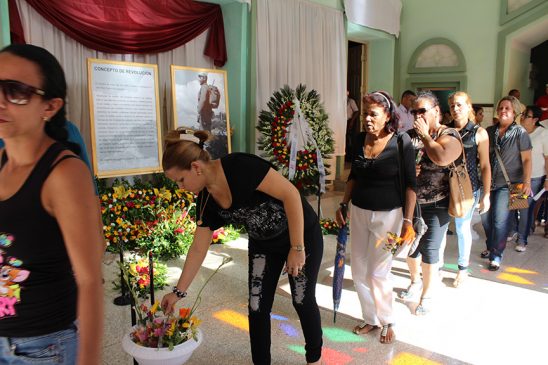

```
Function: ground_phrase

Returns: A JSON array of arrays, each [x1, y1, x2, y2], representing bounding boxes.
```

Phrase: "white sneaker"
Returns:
[[506, 232, 518, 242], [515, 244, 526, 252]]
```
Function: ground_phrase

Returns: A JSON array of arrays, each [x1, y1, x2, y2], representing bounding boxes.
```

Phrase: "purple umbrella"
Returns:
[[332, 219, 348, 323]]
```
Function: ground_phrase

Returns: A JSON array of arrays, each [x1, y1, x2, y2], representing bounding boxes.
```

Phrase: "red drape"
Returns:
[[8, 0, 26, 44], [11, 0, 227, 66]]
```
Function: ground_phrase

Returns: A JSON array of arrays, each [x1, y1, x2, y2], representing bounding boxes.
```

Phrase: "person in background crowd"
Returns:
[[535, 83, 548, 121], [346, 90, 360, 160], [396, 90, 416, 132], [513, 105, 548, 250], [446, 92, 491, 287], [399, 91, 461, 314], [336, 91, 417, 343], [480, 96, 532, 270], [508, 89, 526, 122], [0, 44, 104, 364], [473, 105, 484, 126], [161, 129, 323, 365]]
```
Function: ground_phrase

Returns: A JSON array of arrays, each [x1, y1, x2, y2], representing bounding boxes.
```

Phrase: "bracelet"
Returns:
[[403, 218, 413, 224], [172, 286, 187, 299], [291, 245, 305, 252]]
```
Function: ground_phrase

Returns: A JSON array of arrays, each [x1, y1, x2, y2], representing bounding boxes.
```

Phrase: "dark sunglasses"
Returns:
[[0, 79, 45, 105], [410, 105, 435, 116]]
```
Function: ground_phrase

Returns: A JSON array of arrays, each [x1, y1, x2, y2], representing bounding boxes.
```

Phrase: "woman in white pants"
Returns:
[[336, 91, 417, 344]]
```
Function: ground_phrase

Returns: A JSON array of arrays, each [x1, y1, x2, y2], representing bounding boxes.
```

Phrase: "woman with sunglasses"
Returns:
[[0, 44, 104, 364], [513, 105, 547, 250], [399, 91, 461, 315], [445, 92, 491, 287], [336, 91, 417, 343], [480, 96, 532, 270]]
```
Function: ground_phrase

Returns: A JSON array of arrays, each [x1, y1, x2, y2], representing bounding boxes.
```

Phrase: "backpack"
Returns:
[[207, 85, 221, 109]]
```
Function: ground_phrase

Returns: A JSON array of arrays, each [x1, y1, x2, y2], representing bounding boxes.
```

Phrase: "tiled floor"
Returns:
[[102, 184, 548, 365]]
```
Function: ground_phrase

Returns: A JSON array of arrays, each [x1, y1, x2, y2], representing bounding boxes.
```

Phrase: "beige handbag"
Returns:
[[448, 133, 474, 218]]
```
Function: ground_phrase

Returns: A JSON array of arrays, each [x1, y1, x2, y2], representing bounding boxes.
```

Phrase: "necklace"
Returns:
[[196, 190, 211, 226]]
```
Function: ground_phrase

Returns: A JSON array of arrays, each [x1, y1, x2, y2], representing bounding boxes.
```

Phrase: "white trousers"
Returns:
[[350, 204, 402, 326]]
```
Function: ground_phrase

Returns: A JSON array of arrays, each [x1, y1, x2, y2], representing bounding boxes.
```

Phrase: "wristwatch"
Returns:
[[291, 245, 305, 252]]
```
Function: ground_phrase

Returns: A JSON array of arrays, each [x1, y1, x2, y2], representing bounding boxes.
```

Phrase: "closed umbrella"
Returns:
[[332, 220, 348, 323]]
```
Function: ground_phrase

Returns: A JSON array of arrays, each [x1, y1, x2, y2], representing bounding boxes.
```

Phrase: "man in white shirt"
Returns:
[[396, 90, 416, 131]]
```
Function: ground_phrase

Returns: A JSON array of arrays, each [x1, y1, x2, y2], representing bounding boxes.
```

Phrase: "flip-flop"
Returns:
[[352, 323, 379, 335], [415, 297, 432, 316], [480, 250, 490, 259], [380, 324, 395, 344]]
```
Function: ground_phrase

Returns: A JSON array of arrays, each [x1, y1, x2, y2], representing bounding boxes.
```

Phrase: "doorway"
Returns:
[[346, 41, 367, 160]]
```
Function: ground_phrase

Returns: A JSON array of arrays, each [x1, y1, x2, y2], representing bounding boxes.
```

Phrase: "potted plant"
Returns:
[[121, 255, 231, 365]]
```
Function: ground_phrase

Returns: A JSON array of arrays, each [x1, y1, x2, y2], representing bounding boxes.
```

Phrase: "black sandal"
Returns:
[[480, 250, 490, 259]]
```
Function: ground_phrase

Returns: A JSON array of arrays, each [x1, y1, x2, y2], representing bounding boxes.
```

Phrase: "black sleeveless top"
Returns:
[[0, 143, 78, 337], [448, 121, 481, 192]]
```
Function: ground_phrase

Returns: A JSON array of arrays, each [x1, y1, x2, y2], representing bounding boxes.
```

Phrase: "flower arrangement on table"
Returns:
[[256, 84, 334, 195], [98, 176, 241, 260]]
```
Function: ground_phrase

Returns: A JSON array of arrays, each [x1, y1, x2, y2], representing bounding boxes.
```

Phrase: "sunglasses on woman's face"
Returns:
[[0, 79, 45, 105]]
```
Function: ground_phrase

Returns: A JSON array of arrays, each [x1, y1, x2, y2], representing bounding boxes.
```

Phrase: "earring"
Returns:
[[197, 171, 202, 176], [43, 116, 49, 122]]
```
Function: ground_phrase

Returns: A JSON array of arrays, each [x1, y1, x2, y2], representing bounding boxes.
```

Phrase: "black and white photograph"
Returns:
[[171, 65, 231, 158]]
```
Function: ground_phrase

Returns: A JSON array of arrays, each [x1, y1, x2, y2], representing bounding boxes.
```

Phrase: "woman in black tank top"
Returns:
[[0, 44, 104, 364]]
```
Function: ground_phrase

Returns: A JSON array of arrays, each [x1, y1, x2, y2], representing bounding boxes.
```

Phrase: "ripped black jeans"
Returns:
[[247, 222, 323, 365]]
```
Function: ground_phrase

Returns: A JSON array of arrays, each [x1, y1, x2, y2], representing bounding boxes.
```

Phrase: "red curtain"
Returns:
[[8, 0, 25, 44], [11, 0, 227, 66]]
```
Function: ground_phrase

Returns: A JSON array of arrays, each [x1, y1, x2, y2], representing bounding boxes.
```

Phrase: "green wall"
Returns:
[[0, 0, 9, 48], [347, 22, 396, 95], [507, 43, 532, 104], [220, 2, 250, 153], [398, 0, 500, 104]]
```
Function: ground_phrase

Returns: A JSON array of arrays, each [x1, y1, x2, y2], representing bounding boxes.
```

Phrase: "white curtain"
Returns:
[[16, 0, 214, 156], [256, 0, 347, 157], [344, 0, 402, 37]]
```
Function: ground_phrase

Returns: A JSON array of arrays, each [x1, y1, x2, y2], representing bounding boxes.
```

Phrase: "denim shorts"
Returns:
[[0, 323, 78, 364], [409, 198, 451, 264]]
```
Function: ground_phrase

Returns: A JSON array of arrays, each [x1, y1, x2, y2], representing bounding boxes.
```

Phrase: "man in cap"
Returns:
[[197, 71, 213, 131]]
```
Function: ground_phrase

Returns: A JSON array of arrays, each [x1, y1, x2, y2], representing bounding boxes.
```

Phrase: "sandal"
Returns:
[[415, 297, 432, 316], [452, 270, 468, 288], [380, 324, 395, 344], [352, 323, 379, 335], [399, 281, 422, 300], [480, 250, 490, 259]]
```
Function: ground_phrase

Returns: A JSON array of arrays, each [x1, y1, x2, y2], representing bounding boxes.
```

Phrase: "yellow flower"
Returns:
[[166, 320, 176, 336], [150, 300, 160, 315], [113, 185, 130, 199]]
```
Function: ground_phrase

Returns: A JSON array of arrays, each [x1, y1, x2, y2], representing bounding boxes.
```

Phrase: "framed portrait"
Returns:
[[87, 59, 162, 178], [171, 65, 231, 158]]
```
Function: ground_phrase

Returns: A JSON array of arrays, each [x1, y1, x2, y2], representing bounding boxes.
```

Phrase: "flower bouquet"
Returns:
[[382, 232, 404, 256], [121, 255, 231, 365]]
